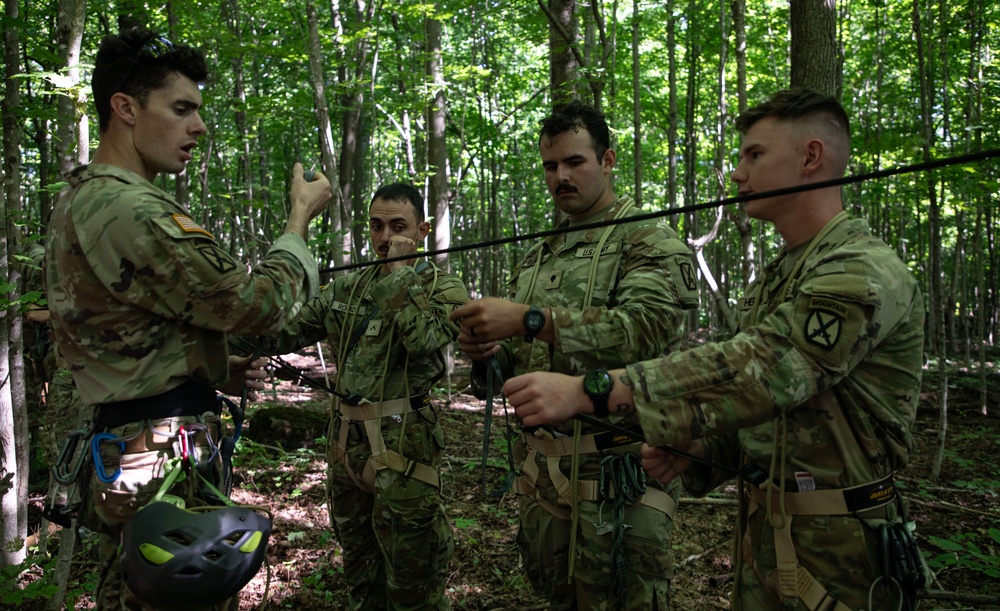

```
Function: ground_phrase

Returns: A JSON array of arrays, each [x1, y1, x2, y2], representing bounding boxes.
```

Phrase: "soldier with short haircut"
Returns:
[[451, 101, 699, 609], [258, 182, 469, 610], [46, 27, 331, 610], [504, 89, 928, 611]]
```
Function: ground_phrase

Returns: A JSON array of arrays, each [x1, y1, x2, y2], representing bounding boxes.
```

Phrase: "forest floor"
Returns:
[[12, 349, 1000, 610]]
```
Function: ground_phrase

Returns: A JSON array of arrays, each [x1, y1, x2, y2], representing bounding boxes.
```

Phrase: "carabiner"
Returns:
[[91, 432, 125, 484], [53, 426, 91, 485]]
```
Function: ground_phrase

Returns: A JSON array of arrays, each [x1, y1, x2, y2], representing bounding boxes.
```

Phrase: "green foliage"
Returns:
[[925, 529, 1000, 580], [0, 553, 59, 606]]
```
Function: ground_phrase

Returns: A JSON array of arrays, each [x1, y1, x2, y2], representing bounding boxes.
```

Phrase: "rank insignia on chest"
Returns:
[[804, 297, 848, 350]]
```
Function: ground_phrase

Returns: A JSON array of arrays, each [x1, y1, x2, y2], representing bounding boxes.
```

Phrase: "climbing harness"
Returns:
[[322, 261, 445, 503]]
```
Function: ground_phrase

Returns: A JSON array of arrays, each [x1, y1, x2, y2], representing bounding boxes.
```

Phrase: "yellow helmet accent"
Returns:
[[239, 530, 263, 553], [139, 542, 175, 565]]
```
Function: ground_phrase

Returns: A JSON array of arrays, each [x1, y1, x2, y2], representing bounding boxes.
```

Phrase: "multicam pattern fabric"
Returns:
[[495, 196, 699, 610], [46, 162, 319, 611], [628, 214, 925, 609], [264, 261, 469, 610], [46, 163, 319, 406]]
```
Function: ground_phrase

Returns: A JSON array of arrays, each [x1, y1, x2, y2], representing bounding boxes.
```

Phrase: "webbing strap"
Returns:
[[339, 396, 420, 420], [514, 458, 678, 519], [744, 488, 853, 611], [329, 398, 441, 494], [747, 475, 895, 516]]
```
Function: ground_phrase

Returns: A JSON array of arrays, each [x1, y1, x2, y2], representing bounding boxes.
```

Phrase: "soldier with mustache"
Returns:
[[451, 102, 700, 610]]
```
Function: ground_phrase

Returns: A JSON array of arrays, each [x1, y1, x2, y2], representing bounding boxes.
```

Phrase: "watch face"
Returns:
[[525, 308, 545, 331], [584, 369, 612, 396]]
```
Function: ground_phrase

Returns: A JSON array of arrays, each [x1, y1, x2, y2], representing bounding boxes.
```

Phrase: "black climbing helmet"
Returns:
[[121, 500, 271, 609]]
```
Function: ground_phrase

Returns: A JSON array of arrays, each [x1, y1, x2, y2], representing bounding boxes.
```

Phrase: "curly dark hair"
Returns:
[[735, 88, 850, 140], [92, 27, 209, 133], [538, 100, 611, 160]]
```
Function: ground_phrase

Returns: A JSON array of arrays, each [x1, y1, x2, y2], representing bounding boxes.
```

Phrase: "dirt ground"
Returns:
[[15, 351, 1000, 610]]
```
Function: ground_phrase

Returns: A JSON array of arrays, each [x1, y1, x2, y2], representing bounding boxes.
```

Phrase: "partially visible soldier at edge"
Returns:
[[45, 27, 331, 610], [19, 238, 87, 527], [451, 101, 700, 609], [504, 88, 929, 611]]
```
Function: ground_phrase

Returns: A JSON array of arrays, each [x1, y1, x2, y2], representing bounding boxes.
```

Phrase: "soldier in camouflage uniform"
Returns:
[[18, 239, 86, 517], [504, 89, 927, 611], [260, 183, 468, 610], [46, 27, 331, 610], [451, 102, 699, 610]]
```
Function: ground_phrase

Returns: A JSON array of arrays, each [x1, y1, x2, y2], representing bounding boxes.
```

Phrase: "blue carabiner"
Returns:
[[91, 432, 125, 483]]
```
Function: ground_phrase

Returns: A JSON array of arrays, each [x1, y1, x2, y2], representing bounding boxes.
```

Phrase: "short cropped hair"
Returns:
[[92, 27, 209, 133], [735, 88, 851, 140], [538, 101, 611, 160], [371, 183, 425, 223]]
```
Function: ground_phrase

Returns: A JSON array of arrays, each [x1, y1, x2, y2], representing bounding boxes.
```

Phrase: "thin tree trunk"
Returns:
[[305, 0, 340, 267], [913, 0, 948, 481], [631, 0, 641, 207], [425, 11, 451, 271], [2, 0, 28, 568]]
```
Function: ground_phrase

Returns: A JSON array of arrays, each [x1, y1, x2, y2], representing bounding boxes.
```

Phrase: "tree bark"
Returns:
[[790, 0, 838, 96], [425, 11, 451, 271], [913, 0, 948, 481], [544, 0, 578, 108], [305, 0, 340, 268], [2, 0, 27, 568], [630, 0, 641, 207]]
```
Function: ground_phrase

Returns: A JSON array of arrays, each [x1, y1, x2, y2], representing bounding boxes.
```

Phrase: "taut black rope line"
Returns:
[[319, 147, 1000, 276]]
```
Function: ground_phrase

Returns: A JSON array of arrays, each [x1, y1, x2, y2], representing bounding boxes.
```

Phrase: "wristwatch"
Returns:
[[583, 368, 613, 418], [523, 305, 545, 343]]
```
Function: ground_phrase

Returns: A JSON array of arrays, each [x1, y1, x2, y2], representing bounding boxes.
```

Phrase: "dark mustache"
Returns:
[[555, 184, 578, 195]]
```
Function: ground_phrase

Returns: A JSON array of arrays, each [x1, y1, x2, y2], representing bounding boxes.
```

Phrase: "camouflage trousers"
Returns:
[[515, 450, 678, 611], [734, 499, 909, 610], [86, 413, 236, 611], [44, 368, 87, 507], [329, 412, 453, 611]]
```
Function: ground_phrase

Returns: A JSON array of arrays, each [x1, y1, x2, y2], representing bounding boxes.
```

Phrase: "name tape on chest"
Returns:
[[331, 300, 370, 316], [574, 242, 620, 258]]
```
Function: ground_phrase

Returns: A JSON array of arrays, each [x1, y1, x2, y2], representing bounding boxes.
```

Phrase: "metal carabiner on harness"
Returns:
[[91, 432, 125, 484], [52, 426, 91, 485]]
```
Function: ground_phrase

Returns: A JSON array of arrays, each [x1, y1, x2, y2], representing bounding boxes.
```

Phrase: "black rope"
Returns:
[[319, 148, 1000, 276]]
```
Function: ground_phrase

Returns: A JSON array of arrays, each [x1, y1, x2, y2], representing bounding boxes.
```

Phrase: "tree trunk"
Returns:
[[2, 0, 28, 568], [305, 0, 340, 268], [335, 0, 376, 264], [425, 12, 451, 271], [56, 0, 88, 177], [913, 0, 948, 481], [790, 0, 838, 96], [630, 0, 641, 207], [545, 0, 577, 108]]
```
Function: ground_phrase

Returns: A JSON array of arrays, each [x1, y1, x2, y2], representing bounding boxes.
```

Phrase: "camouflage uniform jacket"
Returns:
[[498, 195, 699, 441], [266, 261, 469, 404], [629, 212, 925, 492], [46, 164, 319, 406]]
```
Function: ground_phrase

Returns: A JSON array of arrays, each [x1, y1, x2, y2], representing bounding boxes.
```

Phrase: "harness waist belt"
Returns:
[[522, 427, 643, 456], [95, 380, 218, 430], [748, 473, 896, 515], [338, 394, 429, 421]]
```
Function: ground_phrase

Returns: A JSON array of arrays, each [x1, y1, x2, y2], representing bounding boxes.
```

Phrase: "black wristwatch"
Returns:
[[523, 305, 545, 343], [583, 368, 613, 418]]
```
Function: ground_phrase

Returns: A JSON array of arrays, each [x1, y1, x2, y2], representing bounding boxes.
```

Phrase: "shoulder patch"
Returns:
[[677, 258, 697, 292], [196, 244, 238, 274], [803, 298, 845, 350], [172, 214, 214, 238]]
